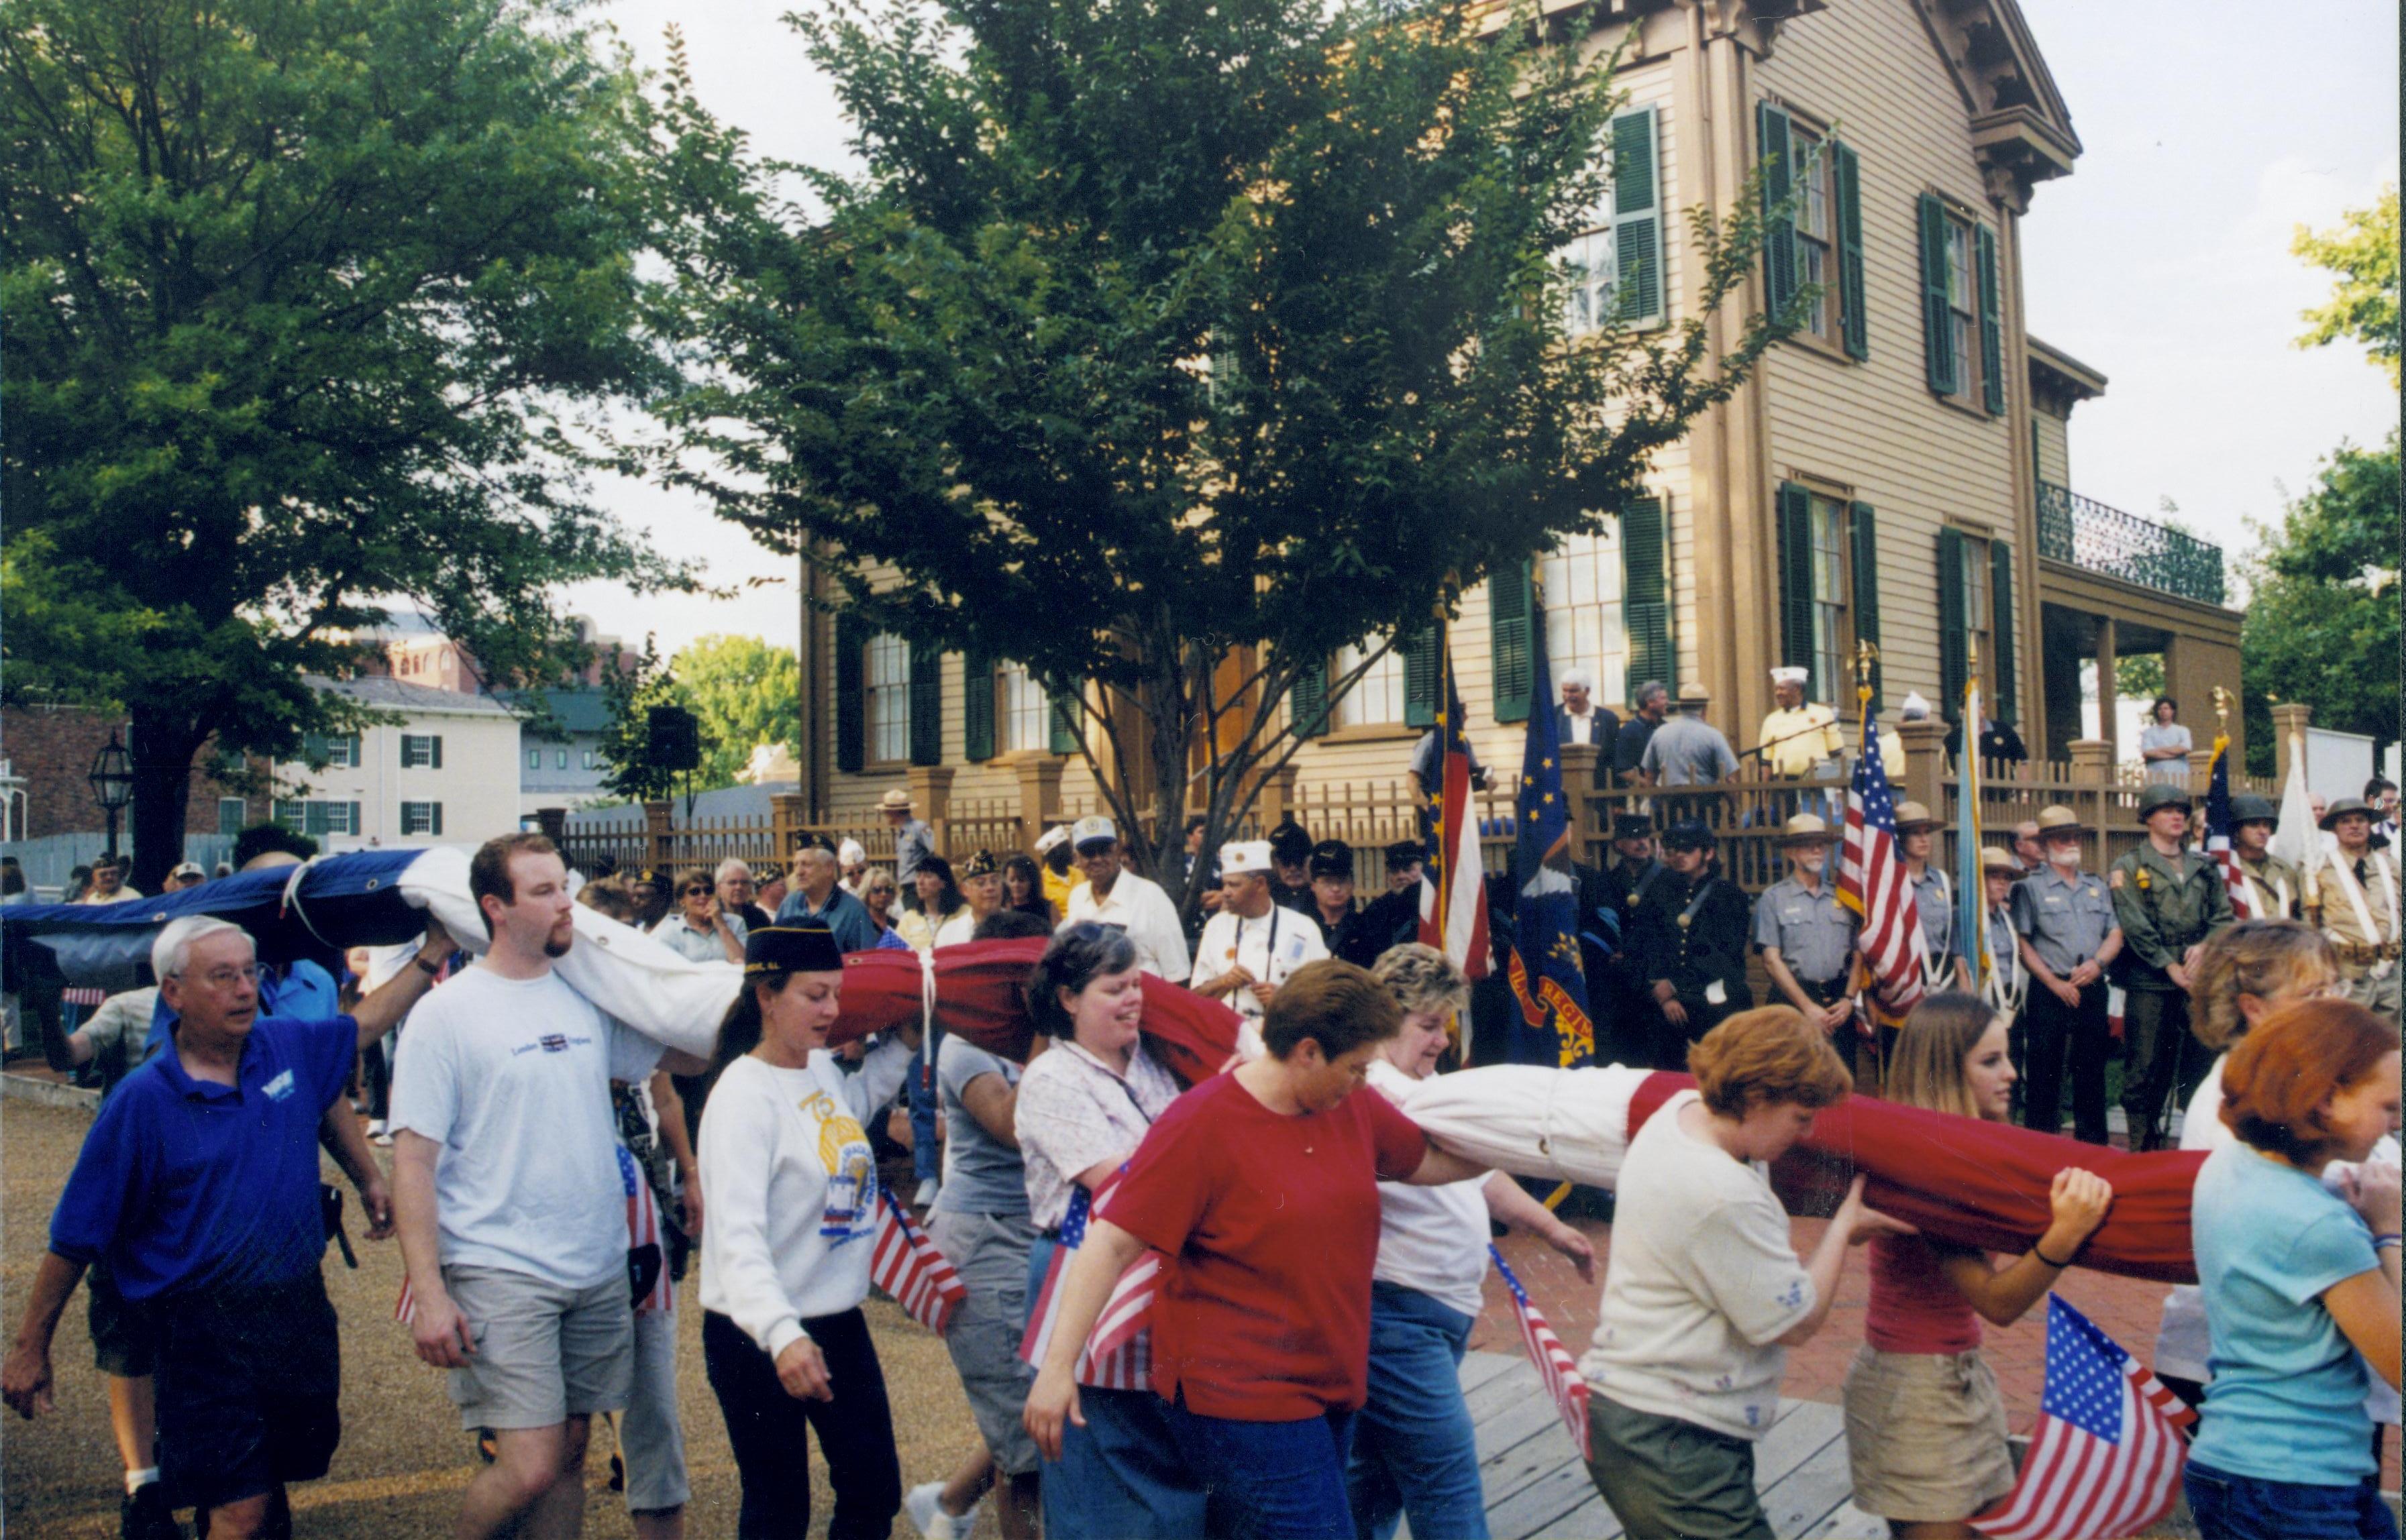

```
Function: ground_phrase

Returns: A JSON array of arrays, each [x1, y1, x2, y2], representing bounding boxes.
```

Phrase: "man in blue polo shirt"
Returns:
[[3, 913, 450, 1540]]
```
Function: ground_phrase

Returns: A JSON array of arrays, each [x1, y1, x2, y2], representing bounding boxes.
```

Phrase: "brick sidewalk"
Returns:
[[1476, 1211, 2403, 1492]]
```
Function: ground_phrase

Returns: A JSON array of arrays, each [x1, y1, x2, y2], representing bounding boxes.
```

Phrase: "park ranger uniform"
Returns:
[[2107, 785, 2233, 1150], [1638, 686, 1741, 788], [1750, 864, 1860, 1069], [1891, 802, 1960, 988], [2011, 846, 2120, 1146], [2308, 798, 2401, 1025]]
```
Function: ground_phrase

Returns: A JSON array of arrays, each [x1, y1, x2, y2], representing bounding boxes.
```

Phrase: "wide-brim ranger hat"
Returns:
[[878, 787, 913, 813], [1660, 818, 1716, 851], [2034, 804, 2090, 838], [1308, 840, 1355, 880], [2320, 795, 2376, 831], [1775, 814, 1836, 847], [2136, 783, 2192, 819], [1979, 847, 2025, 879], [2228, 793, 2279, 827], [1891, 800, 1941, 833], [1675, 682, 1712, 708], [745, 922, 844, 975]]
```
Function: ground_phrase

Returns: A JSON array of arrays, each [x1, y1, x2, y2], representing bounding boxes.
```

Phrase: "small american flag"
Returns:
[[398, 1144, 676, 1323], [1019, 1174, 1157, 1390], [1971, 1295, 2194, 1540], [1838, 700, 1930, 1024], [2202, 736, 2250, 919], [1490, 1246, 1589, 1462], [870, 1182, 965, 1335]]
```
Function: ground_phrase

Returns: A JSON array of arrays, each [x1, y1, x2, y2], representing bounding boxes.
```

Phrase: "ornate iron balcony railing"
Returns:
[[2036, 482, 2227, 606]]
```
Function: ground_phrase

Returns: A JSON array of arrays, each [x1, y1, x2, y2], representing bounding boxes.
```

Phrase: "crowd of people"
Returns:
[[2, 693, 2399, 1540]]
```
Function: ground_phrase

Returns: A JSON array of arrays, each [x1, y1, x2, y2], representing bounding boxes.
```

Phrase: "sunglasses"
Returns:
[[683, 885, 711, 896]]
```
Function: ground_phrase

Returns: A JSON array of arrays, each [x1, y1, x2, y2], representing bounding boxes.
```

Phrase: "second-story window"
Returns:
[[400, 733, 443, 769], [1946, 217, 1979, 408], [1560, 105, 1665, 336], [864, 633, 910, 764], [1791, 123, 1836, 345]]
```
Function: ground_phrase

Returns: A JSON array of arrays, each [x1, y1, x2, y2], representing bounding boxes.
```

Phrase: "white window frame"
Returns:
[[1542, 525, 1631, 712], [1332, 640, 1406, 730], [400, 732, 442, 769], [1944, 215, 1981, 408], [865, 634, 912, 765], [1000, 663, 1052, 754], [1561, 105, 1665, 336], [400, 802, 443, 837], [1806, 492, 1850, 702]]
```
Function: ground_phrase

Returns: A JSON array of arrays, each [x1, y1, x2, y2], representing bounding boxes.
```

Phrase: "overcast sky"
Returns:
[[558, 0, 2400, 658]]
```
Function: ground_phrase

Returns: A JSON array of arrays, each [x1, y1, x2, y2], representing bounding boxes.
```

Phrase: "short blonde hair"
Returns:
[[1687, 1007, 1852, 1118], [2187, 920, 2336, 1053], [1370, 943, 1470, 1020]]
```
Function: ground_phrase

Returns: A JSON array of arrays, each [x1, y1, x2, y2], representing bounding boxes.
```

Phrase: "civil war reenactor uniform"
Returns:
[[2010, 805, 2122, 1145], [2226, 793, 2301, 920], [1267, 819, 1317, 916], [2107, 782, 2232, 1150], [1750, 815, 1862, 1071], [2307, 796, 2402, 1024], [1307, 840, 1383, 969], [1627, 820, 1752, 1070], [1591, 816, 1669, 1066]]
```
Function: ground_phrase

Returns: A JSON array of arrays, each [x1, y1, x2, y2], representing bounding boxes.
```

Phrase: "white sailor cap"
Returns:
[[1218, 840, 1273, 876], [1033, 825, 1070, 855], [1769, 666, 1809, 688], [836, 838, 866, 866]]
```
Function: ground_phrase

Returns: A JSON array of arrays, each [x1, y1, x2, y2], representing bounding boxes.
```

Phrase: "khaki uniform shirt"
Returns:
[[2107, 844, 2232, 990], [1757, 704, 1843, 777], [2232, 852, 2301, 922], [2309, 846, 2401, 974]]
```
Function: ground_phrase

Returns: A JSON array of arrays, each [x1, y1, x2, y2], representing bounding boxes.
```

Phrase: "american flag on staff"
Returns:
[[1838, 694, 1930, 1023], [1419, 616, 1492, 983], [1489, 1246, 1590, 1461], [870, 1182, 966, 1334], [1971, 1295, 2194, 1540], [2202, 734, 2250, 919], [1018, 1174, 1157, 1390]]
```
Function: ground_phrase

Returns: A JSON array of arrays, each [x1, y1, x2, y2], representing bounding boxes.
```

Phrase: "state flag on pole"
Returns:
[[2203, 735, 2250, 919], [870, 1182, 966, 1335], [1971, 1295, 2195, 1540], [1490, 1246, 1590, 1460], [1505, 586, 1596, 1068], [1419, 617, 1492, 982]]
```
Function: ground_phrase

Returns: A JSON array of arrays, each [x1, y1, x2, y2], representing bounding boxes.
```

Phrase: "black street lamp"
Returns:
[[88, 730, 135, 863]]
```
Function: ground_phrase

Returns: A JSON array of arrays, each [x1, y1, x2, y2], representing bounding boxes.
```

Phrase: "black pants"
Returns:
[[2122, 988, 2201, 1150], [702, 1309, 900, 1540], [1795, 976, 1855, 1076], [2024, 981, 2111, 1144]]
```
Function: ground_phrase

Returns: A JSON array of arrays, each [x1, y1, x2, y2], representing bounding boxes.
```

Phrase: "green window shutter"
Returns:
[[834, 613, 866, 775], [1936, 527, 1967, 724], [1989, 539, 2018, 724], [1848, 502, 1883, 713], [1775, 482, 1815, 687], [1834, 141, 1867, 360], [1918, 193, 1956, 397], [349, 801, 363, 835], [962, 653, 995, 763], [1757, 103, 1796, 318], [344, 732, 362, 767], [908, 641, 943, 767], [303, 730, 328, 764], [1048, 683, 1080, 755], [1290, 655, 1330, 738], [1402, 626, 1441, 728], [274, 799, 303, 832], [1975, 223, 2004, 415], [431, 803, 443, 837], [1488, 560, 1534, 724], [429, 735, 443, 771], [1620, 497, 1673, 694], [1610, 107, 1663, 327]]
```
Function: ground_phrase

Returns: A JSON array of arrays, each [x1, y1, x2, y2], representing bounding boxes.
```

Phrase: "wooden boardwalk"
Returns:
[[1461, 1351, 1887, 1540]]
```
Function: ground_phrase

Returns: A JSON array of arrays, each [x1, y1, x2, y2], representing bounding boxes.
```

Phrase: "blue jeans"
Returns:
[[1025, 1237, 1208, 1540], [1347, 1284, 1487, 1540], [1162, 1390, 1358, 1540], [2185, 1460, 2399, 1540]]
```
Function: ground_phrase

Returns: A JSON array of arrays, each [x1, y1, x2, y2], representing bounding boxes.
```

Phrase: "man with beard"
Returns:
[[1750, 816, 1862, 1075], [391, 835, 711, 1540], [2010, 805, 2123, 1144], [1627, 821, 1751, 1069]]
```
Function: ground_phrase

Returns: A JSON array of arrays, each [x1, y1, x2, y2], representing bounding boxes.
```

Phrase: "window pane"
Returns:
[[1560, 229, 1614, 336], [1808, 496, 1847, 702], [557, 749, 568, 769], [1001, 664, 1051, 753], [1334, 641, 1405, 728], [527, 748, 540, 770], [1540, 525, 1629, 710], [866, 635, 910, 763]]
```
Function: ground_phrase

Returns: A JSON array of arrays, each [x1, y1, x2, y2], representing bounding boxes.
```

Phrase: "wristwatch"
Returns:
[[413, 952, 444, 977]]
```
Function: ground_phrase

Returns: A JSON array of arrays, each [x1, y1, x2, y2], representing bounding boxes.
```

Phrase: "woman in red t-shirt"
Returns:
[[1023, 960, 1488, 1540], [1844, 992, 2115, 1537]]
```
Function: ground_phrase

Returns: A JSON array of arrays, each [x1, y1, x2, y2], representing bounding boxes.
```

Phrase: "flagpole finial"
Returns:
[[1854, 641, 1879, 708], [2211, 685, 2232, 734]]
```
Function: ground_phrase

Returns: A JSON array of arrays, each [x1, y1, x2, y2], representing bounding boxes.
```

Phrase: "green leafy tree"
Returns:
[[645, 0, 1803, 914], [670, 634, 802, 787], [2293, 186, 2399, 386], [2240, 433, 2401, 775], [594, 636, 688, 804], [1, 0, 692, 889]]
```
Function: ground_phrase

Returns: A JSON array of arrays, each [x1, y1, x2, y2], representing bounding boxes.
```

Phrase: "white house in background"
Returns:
[[275, 675, 522, 850]]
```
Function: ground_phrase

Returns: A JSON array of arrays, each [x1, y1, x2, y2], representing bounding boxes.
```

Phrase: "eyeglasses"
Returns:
[[178, 965, 262, 987]]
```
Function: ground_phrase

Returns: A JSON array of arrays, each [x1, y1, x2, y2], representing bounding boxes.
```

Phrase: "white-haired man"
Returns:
[[714, 859, 772, 933], [391, 834, 712, 1540], [1555, 668, 1619, 769], [5, 913, 449, 1540]]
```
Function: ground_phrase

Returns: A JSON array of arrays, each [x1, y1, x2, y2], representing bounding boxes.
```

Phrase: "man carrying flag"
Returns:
[[1505, 590, 1597, 1070], [1418, 616, 1493, 1011], [2201, 715, 2255, 920]]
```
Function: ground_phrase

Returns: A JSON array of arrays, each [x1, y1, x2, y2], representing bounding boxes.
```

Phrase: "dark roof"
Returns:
[[500, 688, 613, 737], [307, 675, 515, 716]]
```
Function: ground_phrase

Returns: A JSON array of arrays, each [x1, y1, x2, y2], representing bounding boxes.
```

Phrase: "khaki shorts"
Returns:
[[928, 1208, 1040, 1476], [1841, 1345, 2014, 1522], [443, 1266, 633, 1432]]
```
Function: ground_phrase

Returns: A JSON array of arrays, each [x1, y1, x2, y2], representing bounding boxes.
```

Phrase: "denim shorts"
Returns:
[[2184, 1459, 2399, 1540]]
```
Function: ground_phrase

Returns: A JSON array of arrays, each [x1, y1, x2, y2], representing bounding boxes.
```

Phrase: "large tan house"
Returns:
[[790, 0, 2242, 844]]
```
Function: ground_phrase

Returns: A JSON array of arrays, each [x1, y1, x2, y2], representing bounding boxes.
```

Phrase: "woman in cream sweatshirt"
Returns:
[[696, 922, 921, 1540]]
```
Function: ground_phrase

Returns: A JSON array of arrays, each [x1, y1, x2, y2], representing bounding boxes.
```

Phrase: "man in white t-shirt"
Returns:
[[1059, 816, 1190, 979], [1190, 840, 1326, 1031], [391, 834, 710, 1540]]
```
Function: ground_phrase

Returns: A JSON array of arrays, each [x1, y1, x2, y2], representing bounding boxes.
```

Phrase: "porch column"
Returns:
[[771, 791, 808, 865], [1012, 757, 1066, 852], [908, 765, 957, 853], [1899, 719, 1948, 815], [2271, 702, 2314, 787], [2093, 616, 2119, 766]]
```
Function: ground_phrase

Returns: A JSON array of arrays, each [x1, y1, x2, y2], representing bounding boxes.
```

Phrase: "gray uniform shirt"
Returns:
[[2010, 867, 2117, 977], [892, 819, 935, 885], [1638, 716, 1741, 787], [1908, 867, 1960, 963], [1750, 875, 1857, 984]]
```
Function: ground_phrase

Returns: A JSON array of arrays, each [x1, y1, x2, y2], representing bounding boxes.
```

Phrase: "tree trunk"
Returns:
[[127, 706, 202, 895]]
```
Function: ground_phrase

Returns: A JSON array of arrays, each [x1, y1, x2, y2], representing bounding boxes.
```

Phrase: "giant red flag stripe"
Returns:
[[870, 1184, 966, 1335], [1491, 1246, 1589, 1460]]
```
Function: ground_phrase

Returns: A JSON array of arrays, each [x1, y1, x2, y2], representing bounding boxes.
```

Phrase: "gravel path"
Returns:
[[3, 1098, 992, 1538]]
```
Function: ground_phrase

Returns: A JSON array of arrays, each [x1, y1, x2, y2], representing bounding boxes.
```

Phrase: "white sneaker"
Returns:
[[904, 1482, 970, 1540]]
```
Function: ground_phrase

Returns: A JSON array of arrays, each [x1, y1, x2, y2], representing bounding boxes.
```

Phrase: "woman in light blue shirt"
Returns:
[[2186, 998, 2401, 1540]]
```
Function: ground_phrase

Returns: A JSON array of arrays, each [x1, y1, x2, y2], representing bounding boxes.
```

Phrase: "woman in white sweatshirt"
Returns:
[[696, 922, 921, 1540]]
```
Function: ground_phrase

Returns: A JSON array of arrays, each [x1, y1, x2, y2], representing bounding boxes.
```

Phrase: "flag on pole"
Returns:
[[1018, 1174, 1157, 1390], [1420, 617, 1492, 982], [1971, 1295, 2195, 1539], [2202, 734, 2249, 919], [1839, 691, 1931, 1022], [1505, 589, 1595, 1068], [2268, 732, 2320, 877], [1490, 1246, 1590, 1460], [870, 1182, 966, 1334], [1956, 678, 1988, 985]]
